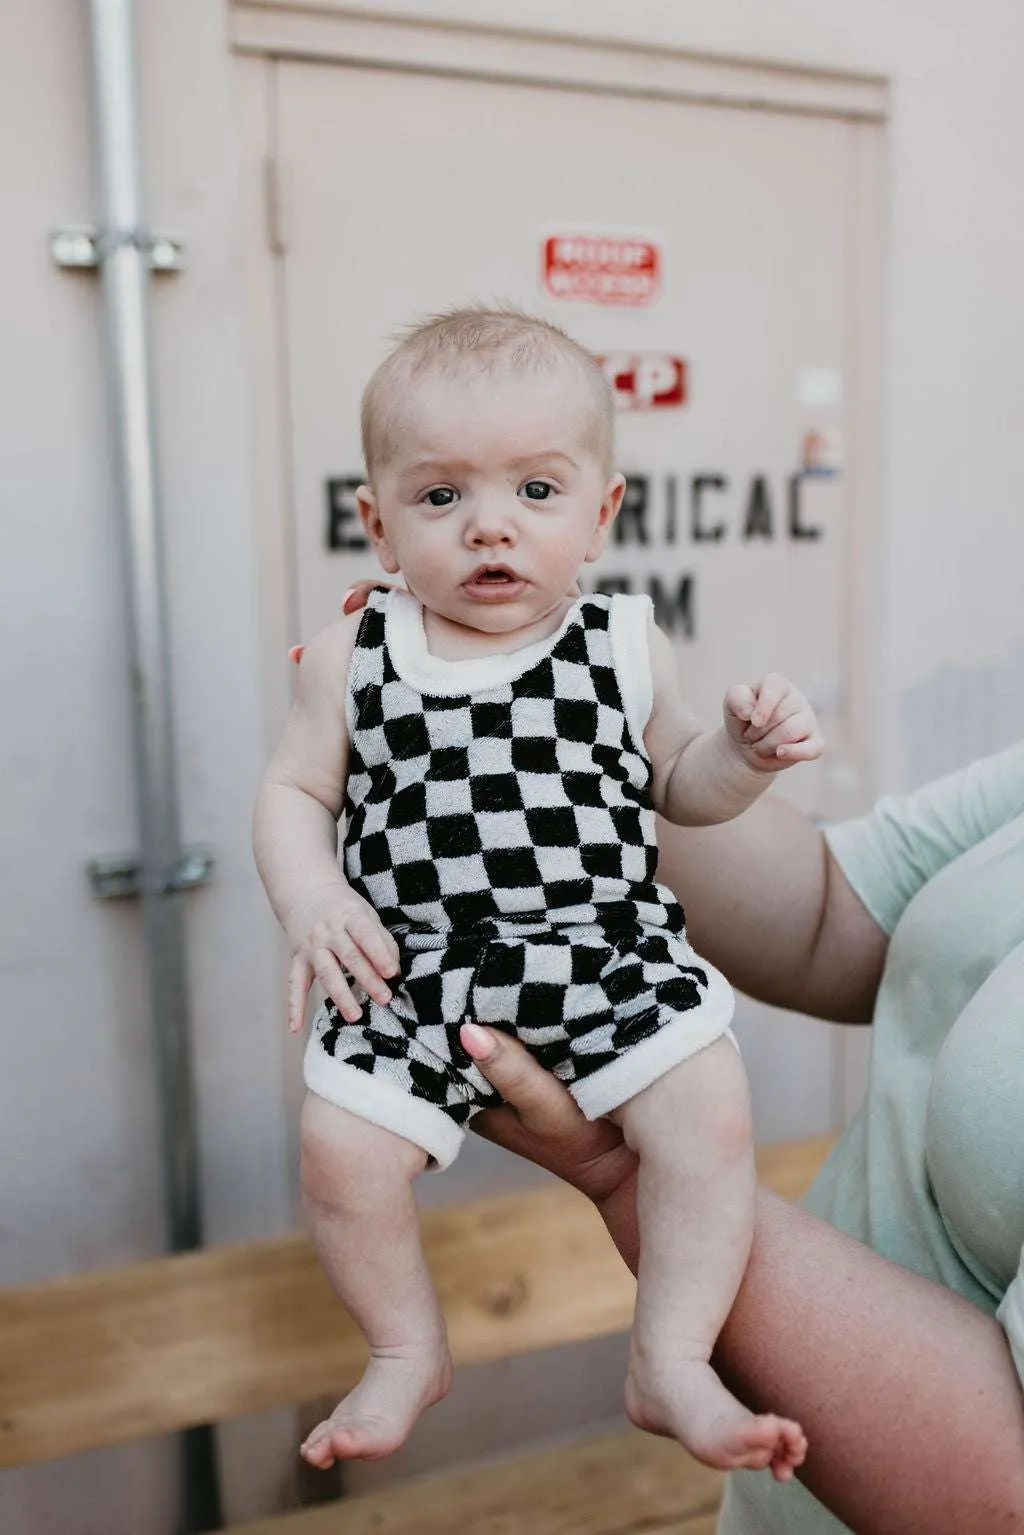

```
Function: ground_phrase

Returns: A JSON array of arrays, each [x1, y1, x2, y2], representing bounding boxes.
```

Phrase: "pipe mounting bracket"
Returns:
[[51, 225, 186, 272]]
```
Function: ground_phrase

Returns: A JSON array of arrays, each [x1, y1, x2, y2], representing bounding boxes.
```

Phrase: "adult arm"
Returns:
[[655, 799, 888, 1023], [663, 741, 1024, 1025], [463, 1026, 1024, 1534]]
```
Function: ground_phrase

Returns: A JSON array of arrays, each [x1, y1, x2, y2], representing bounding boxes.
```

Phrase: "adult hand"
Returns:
[[289, 581, 396, 663], [461, 1022, 640, 1272]]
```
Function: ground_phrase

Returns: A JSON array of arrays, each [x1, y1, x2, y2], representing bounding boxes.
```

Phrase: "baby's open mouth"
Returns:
[[464, 565, 526, 599]]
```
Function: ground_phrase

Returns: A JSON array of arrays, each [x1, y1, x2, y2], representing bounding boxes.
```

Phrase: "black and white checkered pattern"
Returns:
[[310, 588, 724, 1129]]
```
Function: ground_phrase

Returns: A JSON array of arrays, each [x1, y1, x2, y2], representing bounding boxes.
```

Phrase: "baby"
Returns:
[[253, 307, 821, 1480]]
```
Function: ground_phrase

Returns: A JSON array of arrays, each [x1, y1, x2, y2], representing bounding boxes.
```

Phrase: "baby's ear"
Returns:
[[357, 484, 400, 573], [585, 472, 627, 562]]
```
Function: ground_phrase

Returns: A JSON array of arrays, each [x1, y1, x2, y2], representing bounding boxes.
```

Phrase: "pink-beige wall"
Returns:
[[351, 0, 1024, 788], [1, 3, 1021, 1531]]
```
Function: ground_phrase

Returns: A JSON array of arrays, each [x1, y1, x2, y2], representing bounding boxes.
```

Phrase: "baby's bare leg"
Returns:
[[614, 1037, 806, 1481], [299, 1092, 452, 1467]]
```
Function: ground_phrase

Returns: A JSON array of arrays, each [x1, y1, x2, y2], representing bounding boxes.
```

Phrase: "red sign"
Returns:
[[601, 353, 688, 411], [542, 234, 662, 306]]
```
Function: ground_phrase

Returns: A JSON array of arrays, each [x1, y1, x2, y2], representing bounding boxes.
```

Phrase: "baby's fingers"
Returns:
[[288, 955, 314, 1034], [346, 910, 401, 981], [313, 948, 365, 1023], [724, 683, 758, 724], [748, 672, 792, 731], [751, 712, 825, 763], [327, 917, 399, 1009]]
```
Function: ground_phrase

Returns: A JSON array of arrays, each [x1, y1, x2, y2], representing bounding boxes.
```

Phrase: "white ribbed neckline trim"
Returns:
[[384, 588, 587, 696]]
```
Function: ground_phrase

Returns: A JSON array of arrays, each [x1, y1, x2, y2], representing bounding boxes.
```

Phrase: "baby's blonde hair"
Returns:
[[360, 305, 615, 480]]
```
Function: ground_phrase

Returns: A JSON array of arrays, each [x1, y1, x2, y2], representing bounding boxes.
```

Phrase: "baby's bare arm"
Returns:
[[644, 623, 823, 827], [253, 615, 399, 1029], [253, 616, 357, 923]]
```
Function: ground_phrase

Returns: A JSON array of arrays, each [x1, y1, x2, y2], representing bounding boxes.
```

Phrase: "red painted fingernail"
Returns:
[[340, 587, 356, 613]]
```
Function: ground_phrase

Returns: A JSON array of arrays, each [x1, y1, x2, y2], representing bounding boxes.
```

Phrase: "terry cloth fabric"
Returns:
[[304, 588, 734, 1165]]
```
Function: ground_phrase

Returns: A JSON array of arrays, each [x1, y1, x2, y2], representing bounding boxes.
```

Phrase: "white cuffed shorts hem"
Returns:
[[569, 994, 738, 1121], [303, 1033, 465, 1170]]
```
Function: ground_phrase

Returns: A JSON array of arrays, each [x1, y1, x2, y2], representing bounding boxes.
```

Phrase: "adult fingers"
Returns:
[[288, 579, 393, 663], [461, 1024, 592, 1140], [463, 1025, 636, 1201], [340, 579, 396, 616]]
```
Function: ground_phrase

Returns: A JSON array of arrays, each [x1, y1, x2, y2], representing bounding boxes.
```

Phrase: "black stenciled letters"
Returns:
[[788, 473, 822, 541], [613, 475, 650, 545], [691, 474, 728, 542], [649, 574, 695, 638], [742, 476, 774, 540], [664, 475, 678, 544], [594, 574, 633, 597], [326, 477, 370, 551]]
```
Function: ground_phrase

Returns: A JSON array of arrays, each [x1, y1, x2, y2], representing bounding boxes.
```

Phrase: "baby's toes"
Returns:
[[770, 1420, 808, 1481], [299, 1423, 337, 1469]]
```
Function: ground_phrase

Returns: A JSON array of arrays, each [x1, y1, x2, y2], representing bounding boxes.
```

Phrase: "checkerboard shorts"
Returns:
[[305, 922, 736, 1168]]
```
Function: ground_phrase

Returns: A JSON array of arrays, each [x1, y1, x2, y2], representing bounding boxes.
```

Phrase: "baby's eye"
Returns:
[[424, 486, 458, 508], [521, 480, 554, 501]]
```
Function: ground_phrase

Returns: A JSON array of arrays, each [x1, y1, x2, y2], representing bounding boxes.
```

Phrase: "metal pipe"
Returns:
[[86, 2, 221, 1528]]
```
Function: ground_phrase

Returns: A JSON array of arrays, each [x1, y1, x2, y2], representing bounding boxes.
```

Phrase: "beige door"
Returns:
[[240, 43, 883, 1485], [282, 64, 857, 794]]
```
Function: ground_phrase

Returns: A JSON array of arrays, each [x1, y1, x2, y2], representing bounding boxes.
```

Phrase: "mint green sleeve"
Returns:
[[824, 741, 1024, 936]]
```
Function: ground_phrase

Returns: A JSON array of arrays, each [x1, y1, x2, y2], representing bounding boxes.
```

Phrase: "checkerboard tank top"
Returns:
[[342, 588, 686, 940]]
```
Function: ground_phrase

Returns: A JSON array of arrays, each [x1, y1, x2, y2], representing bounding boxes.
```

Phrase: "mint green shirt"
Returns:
[[720, 742, 1024, 1534]]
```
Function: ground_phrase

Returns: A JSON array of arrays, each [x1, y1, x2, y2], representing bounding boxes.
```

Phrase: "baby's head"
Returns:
[[355, 306, 625, 635]]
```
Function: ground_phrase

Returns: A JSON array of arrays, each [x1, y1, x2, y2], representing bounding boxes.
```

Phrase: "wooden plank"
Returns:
[[232, 1426, 724, 1535], [0, 1135, 834, 1467]]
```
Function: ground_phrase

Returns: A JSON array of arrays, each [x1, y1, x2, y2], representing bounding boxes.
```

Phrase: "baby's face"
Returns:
[[358, 366, 623, 637]]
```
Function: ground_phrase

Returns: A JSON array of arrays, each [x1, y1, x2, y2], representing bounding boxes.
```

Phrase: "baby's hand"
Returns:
[[283, 882, 401, 1033], [723, 673, 824, 773]]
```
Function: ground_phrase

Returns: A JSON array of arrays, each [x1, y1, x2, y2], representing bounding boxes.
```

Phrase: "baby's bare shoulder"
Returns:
[[293, 612, 364, 701]]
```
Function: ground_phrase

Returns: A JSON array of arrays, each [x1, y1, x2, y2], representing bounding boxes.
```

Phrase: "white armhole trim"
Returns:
[[609, 594, 655, 753], [343, 590, 387, 737], [343, 662, 357, 739]]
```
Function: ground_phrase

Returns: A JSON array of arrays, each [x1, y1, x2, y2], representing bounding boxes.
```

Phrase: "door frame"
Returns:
[[232, 4, 889, 1128], [231, 2, 887, 123]]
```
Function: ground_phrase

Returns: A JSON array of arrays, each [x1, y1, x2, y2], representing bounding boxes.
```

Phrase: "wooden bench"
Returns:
[[0, 1135, 833, 1533]]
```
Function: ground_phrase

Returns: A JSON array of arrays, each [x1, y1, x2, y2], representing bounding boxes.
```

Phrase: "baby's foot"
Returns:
[[625, 1353, 807, 1482], [301, 1341, 453, 1467]]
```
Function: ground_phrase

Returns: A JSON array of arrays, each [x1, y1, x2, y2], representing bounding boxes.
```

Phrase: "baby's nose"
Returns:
[[466, 501, 517, 545]]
